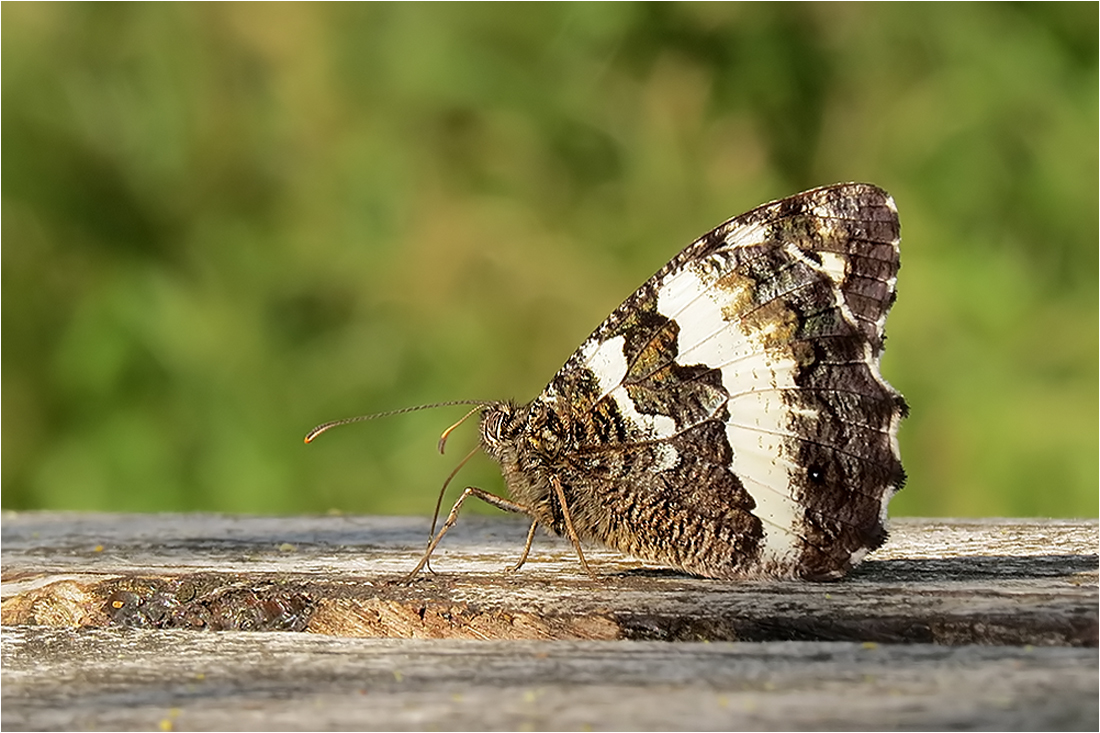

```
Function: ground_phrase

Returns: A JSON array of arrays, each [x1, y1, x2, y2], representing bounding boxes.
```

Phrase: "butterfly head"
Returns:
[[478, 400, 525, 460]]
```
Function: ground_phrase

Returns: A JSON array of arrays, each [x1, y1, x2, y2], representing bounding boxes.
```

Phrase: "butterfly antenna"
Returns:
[[304, 400, 490, 443], [305, 400, 489, 575]]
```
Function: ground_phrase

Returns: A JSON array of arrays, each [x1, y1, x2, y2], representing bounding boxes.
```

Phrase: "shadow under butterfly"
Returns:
[[307, 182, 908, 582]]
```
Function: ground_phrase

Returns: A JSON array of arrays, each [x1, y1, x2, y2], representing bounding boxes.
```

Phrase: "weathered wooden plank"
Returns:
[[1, 513, 1097, 645], [2, 626, 1096, 731]]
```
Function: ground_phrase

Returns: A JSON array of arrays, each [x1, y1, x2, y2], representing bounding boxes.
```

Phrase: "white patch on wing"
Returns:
[[817, 251, 848, 285], [878, 391, 905, 527], [606, 386, 678, 437], [884, 194, 899, 215], [846, 545, 870, 571], [653, 442, 680, 471], [655, 264, 804, 567], [721, 220, 768, 249], [579, 334, 628, 398]]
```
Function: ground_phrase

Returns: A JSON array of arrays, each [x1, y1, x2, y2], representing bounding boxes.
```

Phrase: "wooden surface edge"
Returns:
[[2, 514, 1097, 645]]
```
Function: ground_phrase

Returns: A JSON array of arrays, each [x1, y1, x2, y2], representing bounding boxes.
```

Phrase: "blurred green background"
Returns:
[[3, 3, 1096, 518]]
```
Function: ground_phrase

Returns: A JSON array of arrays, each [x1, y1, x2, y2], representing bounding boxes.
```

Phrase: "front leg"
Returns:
[[402, 487, 532, 582]]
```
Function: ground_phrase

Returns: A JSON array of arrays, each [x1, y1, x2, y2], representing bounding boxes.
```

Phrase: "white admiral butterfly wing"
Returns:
[[471, 183, 906, 580]]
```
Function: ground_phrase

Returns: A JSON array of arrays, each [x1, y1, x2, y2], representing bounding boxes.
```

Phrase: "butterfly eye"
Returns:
[[483, 409, 507, 443]]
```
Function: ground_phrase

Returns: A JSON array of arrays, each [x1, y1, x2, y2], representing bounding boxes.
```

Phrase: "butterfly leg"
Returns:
[[402, 486, 531, 582], [507, 519, 539, 572], [550, 475, 595, 579]]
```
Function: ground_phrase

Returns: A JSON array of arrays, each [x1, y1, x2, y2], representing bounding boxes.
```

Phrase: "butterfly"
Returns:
[[310, 183, 907, 581]]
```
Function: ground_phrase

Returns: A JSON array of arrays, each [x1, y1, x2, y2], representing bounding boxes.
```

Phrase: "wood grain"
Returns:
[[3, 627, 1096, 731], [2, 513, 1096, 730]]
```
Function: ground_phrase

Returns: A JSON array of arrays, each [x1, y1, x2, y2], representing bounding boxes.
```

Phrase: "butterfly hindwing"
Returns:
[[480, 183, 905, 580]]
